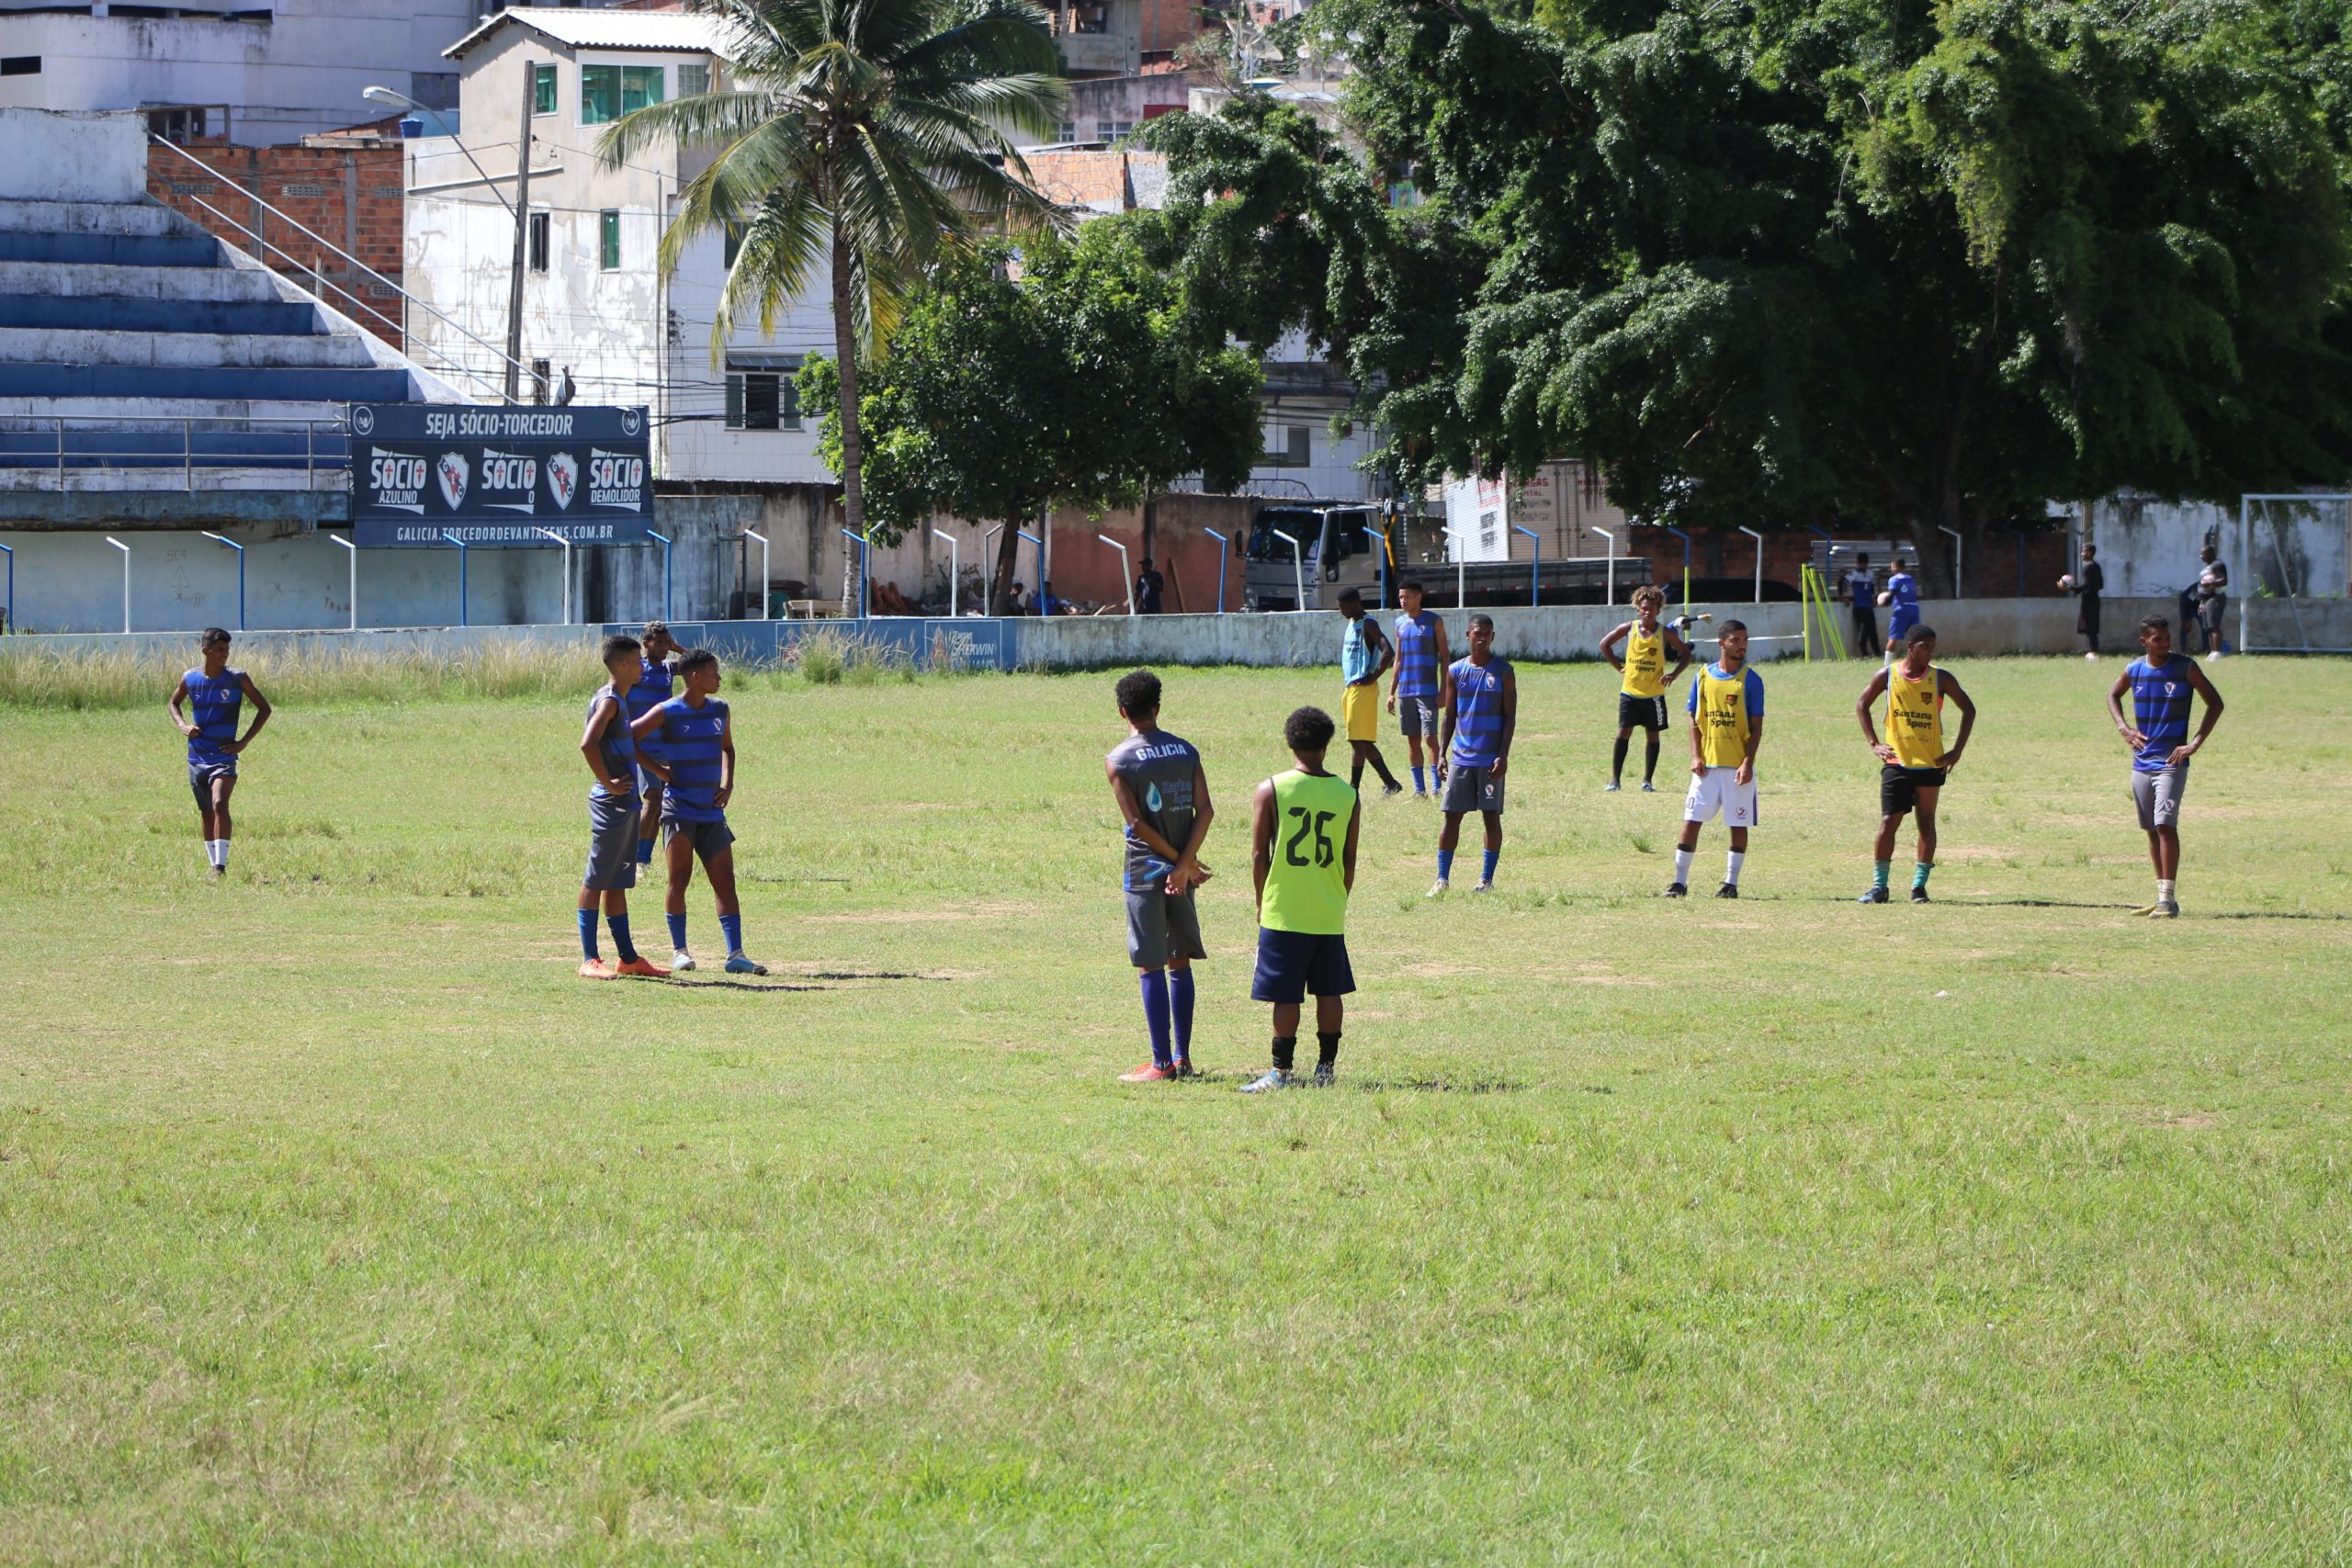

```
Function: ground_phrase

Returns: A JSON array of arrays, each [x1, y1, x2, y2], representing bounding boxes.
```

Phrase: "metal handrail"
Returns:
[[150, 135, 531, 402], [2, 413, 349, 492]]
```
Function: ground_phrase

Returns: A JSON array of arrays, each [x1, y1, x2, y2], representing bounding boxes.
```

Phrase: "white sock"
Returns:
[[1673, 847, 1694, 884], [1725, 850, 1747, 886], [205, 840, 226, 868], [2158, 878, 2176, 902]]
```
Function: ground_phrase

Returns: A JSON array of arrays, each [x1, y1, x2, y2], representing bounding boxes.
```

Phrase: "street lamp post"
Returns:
[[1592, 525, 1615, 606], [1737, 525, 1765, 604], [1203, 527, 1229, 614], [645, 529, 673, 623], [1512, 525, 1540, 608], [838, 528, 871, 618], [1017, 529, 1044, 609], [1272, 528, 1305, 611], [930, 527, 958, 618], [199, 530, 246, 629], [1100, 534, 1134, 614], [533, 526, 572, 624], [328, 535, 356, 630], [441, 531, 469, 626], [0, 539, 14, 634], [737, 528, 769, 619], [105, 536, 130, 633], [1441, 523, 1467, 611], [1663, 525, 1692, 608], [1939, 525, 1964, 599]]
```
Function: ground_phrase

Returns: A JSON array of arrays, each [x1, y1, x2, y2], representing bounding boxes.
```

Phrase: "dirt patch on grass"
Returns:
[[2159, 1112, 2218, 1130], [800, 901, 1036, 926]]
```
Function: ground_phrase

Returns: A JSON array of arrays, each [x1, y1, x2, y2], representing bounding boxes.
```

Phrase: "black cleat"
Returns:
[[1714, 883, 1739, 898], [2148, 899, 2180, 919], [1382, 781, 1405, 796], [1312, 1062, 1336, 1087], [1661, 882, 1688, 898], [1858, 886, 1889, 904], [1910, 886, 1931, 904]]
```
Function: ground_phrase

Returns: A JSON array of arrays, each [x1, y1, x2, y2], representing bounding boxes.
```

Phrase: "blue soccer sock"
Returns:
[[1412, 765, 1427, 795], [635, 837, 655, 865], [1170, 967, 1195, 1059], [1437, 847, 1455, 882], [1913, 861, 1934, 890], [719, 913, 743, 954], [1138, 968, 1173, 1068], [1873, 860, 1892, 891], [577, 908, 599, 963], [607, 912, 639, 964], [667, 911, 688, 952], [1482, 848, 1500, 884]]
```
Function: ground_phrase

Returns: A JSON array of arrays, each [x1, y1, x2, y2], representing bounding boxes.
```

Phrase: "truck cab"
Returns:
[[1243, 503, 1385, 611]]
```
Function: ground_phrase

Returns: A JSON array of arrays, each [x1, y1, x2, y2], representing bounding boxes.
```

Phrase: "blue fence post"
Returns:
[[1204, 527, 1229, 614], [646, 529, 673, 622], [839, 527, 870, 619], [200, 531, 245, 630], [0, 540, 13, 633], [1511, 525, 1539, 607], [440, 531, 469, 626], [1017, 529, 1043, 608]]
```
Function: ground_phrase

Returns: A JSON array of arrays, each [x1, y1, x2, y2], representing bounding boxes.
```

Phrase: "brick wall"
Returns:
[[148, 142, 407, 351], [1619, 524, 2072, 602]]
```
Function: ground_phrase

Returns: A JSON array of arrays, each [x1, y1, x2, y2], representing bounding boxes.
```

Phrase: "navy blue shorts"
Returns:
[[1250, 927, 1355, 1004]]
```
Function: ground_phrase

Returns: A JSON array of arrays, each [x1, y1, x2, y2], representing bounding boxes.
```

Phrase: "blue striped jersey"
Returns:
[[182, 666, 244, 764], [653, 695, 729, 820], [1887, 571, 1919, 608], [588, 682, 637, 799], [1394, 611, 1441, 697], [627, 656, 674, 759], [1447, 654, 1513, 767], [2125, 655, 2195, 773]]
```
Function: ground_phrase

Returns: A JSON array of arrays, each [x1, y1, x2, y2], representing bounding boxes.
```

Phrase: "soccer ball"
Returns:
[[1875, 590, 1892, 606], [2057, 574, 2075, 590]]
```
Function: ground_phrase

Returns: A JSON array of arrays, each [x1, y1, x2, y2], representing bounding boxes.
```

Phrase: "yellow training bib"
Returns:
[[1261, 769, 1355, 935], [1885, 666, 1944, 768], [1693, 664, 1754, 768], [1622, 624, 1667, 697]]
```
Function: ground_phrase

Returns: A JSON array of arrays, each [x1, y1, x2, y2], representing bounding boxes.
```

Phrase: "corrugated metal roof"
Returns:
[[446, 7, 729, 62]]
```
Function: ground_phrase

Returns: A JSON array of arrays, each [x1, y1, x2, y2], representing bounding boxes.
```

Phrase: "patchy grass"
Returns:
[[2, 654, 2349, 1562]]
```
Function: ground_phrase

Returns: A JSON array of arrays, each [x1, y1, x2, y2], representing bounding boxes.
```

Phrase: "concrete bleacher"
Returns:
[[0, 194, 445, 489]]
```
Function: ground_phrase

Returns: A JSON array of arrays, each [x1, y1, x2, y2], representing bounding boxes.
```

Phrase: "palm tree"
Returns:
[[598, 0, 1065, 606]]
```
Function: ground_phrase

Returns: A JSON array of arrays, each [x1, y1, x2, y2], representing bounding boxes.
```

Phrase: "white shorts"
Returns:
[[1684, 766, 1758, 827]]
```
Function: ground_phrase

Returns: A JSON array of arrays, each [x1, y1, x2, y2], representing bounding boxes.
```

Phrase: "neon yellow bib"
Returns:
[[1886, 665, 1944, 768], [1693, 664, 1753, 768], [1622, 624, 1667, 697], [1261, 769, 1354, 935]]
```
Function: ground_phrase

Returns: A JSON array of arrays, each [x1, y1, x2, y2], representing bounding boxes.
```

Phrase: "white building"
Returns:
[[403, 6, 833, 486], [0, 1, 626, 145]]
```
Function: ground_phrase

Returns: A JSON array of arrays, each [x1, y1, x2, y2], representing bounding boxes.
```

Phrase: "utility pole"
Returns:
[[503, 62, 535, 403]]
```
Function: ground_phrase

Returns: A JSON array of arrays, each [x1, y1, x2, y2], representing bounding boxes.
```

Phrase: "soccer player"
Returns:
[[1337, 587, 1402, 795], [1665, 619, 1763, 898], [168, 626, 270, 876], [629, 649, 767, 974], [1104, 670, 1215, 1082], [1881, 557, 1921, 649], [1243, 705, 1361, 1092], [1386, 579, 1449, 798], [2193, 543, 2228, 658], [1430, 613, 1516, 896], [2106, 614, 2224, 918], [2064, 544, 2105, 659], [575, 634, 667, 979], [1854, 625, 1976, 905], [623, 620, 678, 865], [1599, 584, 1692, 792], [1845, 552, 1883, 658]]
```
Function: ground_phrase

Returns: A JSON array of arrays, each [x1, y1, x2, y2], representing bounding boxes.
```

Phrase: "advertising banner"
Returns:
[[348, 403, 652, 547]]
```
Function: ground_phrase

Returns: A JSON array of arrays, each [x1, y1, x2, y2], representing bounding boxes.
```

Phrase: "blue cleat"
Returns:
[[1239, 1068, 1289, 1094], [724, 953, 768, 976]]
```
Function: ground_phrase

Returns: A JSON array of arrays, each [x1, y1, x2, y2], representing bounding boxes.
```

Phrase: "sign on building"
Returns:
[[348, 403, 653, 547]]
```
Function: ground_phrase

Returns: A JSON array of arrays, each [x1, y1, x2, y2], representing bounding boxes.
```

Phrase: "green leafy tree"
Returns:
[[596, 0, 1066, 603], [803, 225, 1262, 612]]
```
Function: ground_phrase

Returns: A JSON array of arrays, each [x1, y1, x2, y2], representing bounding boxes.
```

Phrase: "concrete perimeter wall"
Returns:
[[15, 596, 2347, 669]]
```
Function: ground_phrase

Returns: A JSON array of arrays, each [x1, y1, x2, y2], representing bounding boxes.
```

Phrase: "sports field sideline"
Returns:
[[4, 650, 2350, 1561]]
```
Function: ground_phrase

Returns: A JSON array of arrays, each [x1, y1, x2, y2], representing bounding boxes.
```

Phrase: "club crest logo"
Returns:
[[546, 452, 580, 512], [435, 450, 469, 511], [2165, 682, 2178, 695]]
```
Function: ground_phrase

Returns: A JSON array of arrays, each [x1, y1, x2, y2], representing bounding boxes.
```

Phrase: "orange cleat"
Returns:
[[578, 959, 618, 980], [613, 955, 671, 978], [1119, 1062, 1178, 1083]]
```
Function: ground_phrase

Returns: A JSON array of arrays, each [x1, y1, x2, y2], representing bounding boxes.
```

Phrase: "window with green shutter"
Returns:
[[599, 209, 620, 270], [725, 359, 800, 430], [532, 63, 556, 116]]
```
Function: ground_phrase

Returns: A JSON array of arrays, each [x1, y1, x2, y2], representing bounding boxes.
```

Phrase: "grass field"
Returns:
[[4, 648, 2350, 1563]]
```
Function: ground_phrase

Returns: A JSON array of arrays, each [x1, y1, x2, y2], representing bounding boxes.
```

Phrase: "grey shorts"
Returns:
[[1126, 887, 1205, 969], [635, 760, 667, 797], [663, 815, 737, 860], [187, 759, 236, 807], [585, 790, 640, 890], [2132, 763, 2188, 830], [1396, 692, 1440, 737], [1442, 762, 1506, 815]]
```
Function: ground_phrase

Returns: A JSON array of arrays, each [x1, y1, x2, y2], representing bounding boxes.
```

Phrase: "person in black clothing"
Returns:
[[1135, 557, 1166, 615], [2063, 544, 2104, 659], [1843, 553, 1881, 658], [2192, 544, 2228, 656]]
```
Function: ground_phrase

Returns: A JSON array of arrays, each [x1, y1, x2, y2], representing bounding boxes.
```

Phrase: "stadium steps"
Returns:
[[0, 193, 448, 480]]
